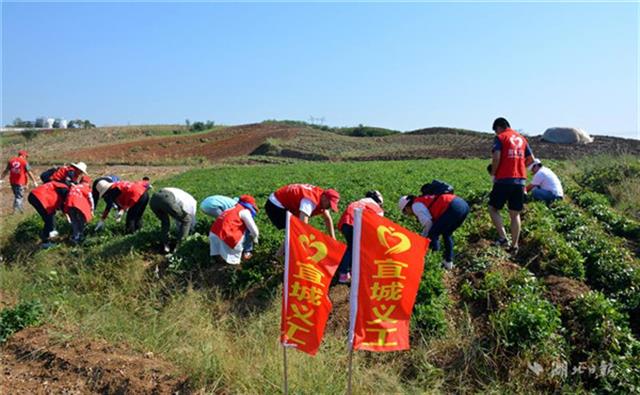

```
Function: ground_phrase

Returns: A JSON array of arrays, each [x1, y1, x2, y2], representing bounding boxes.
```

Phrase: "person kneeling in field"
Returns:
[[28, 181, 69, 248], [150, 187, 197, 253], [64, 178, 94, 244], [95, 179, 150, 233], [209, 195, 259, 264], [336, 190, 384, 284], [526, 159, 564, 204], [399, 191, 469, 270]]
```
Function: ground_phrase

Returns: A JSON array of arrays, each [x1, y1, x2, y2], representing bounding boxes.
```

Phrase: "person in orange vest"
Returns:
[[398, 192, 469, 270], [64, 177, 94, 244], [336, 191, 384, 284], [50, 162, 88, 185], [94, 179, 150, 233], [27, 181, 69, 248], [2, 150, 38, 214], [488, 117, 535, 254], [209, 195, 259, 265]]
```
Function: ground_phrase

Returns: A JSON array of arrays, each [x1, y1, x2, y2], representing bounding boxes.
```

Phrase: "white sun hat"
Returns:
[[398, 195, 411, 213], [71, 162, 88, 174], [96, 180, 113, 198]]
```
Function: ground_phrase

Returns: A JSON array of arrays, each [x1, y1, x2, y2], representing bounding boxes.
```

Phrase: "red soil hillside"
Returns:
[[69, 123, 300, 165]]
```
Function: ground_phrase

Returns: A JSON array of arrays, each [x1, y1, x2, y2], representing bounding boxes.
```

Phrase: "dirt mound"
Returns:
[[1, 326, 189, 394], [543, 275, 590, 308], [70, 123, 300, 164]]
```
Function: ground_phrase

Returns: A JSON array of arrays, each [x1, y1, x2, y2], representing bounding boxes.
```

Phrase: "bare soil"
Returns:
[[543, 275, 590, 309], [1, 326, 189, 394]]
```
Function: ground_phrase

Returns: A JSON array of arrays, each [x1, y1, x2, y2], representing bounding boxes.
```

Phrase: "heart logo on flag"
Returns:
[[376, 225, 411, 255], [298, 234, 328, 263]]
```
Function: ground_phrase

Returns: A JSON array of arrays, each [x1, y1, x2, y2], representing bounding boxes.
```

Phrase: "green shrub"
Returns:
[[412, 260, 448, 336], [577, 161, 640, 197], [572, 191, 640, 240], [0, 300, 44, 342], [490, 293, 562, 353]]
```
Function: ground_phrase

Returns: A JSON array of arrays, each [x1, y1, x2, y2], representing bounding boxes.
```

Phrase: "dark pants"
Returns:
[[265, 199, 287, 230], [28, 193, 55, 243], [126, 192, 149, 234], [428, 197, 469, 262], [338, 224, 354, 275], [150, 190, 192, 246], [69, 208, 86, 242], [11, 184, 25, 213]]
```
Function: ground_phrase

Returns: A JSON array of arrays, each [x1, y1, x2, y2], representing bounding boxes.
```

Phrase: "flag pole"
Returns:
[[283, 346, 289, 395], [346, 346, 354, 395]]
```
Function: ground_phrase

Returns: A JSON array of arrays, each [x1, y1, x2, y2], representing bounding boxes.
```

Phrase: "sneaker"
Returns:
[[442, 261, 454, 270], [242, 251, 253, 261], [41, 242, 55, 249], [163, 244, 171, 254], [508, 245, 519, 255], [338, 272, 351, 284], [493, 238, 508, 248], [49, 230, 59, 239]]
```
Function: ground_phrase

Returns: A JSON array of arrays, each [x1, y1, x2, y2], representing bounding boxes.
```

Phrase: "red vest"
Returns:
[[64, 183, 93, 222], [338, 198, 384, 231], [274, 184, 325, 217], [31, 181, 69, 214], [7, 156, 28, 185], [414, 194, 456, 222], [111, 181, 147, 209], [495, 129, 528, 180], [51, 166, 81, 183], [210, 204, 246, 249]]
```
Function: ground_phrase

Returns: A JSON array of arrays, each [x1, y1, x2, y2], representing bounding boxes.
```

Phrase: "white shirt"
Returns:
[[411, 202, 433, 236], [238, 209, 259, 239], [164, 187, 198, 227], [531, 167, 564, 197], [268, 193, 316, 217]]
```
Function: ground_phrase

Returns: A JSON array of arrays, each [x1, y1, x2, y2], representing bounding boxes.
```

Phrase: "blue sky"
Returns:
[[2, 2, 638, 138]]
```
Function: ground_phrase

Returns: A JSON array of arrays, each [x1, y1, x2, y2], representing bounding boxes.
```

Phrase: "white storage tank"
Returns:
[[45, 118, 55, 128]]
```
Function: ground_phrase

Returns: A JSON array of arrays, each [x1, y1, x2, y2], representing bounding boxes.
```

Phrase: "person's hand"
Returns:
[[115, 210, 124, 222], [95, 220, 105, 231], [252, 235, 259, 245]]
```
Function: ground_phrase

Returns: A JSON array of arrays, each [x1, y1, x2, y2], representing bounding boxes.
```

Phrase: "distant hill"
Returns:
[[3, 121, 639, 166]]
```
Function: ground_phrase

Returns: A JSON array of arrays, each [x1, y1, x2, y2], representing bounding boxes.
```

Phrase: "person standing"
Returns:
[[64, 178, 94, 244], [2, 150, 38, 214], [209, 195, 260, 265], [27, 181, 69, 248], [488, 117, 534, 253], [526, 159, 564, 203], [336, 191, 384, 283], [150, 187, 197, 253], [95, 179, 150, 233], [399, 192, 469, 270]]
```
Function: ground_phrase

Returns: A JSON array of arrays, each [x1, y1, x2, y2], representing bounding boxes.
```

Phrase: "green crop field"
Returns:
[[1, 158, 639, 393]]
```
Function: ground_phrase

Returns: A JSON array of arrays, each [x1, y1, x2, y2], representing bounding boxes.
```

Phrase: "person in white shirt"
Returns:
[[526, 159, 564, 204], [209, 195, 260, 265], [150, 187, 197, 253]]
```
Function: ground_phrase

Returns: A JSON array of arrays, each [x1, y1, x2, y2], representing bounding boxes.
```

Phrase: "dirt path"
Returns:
[[1, 326, 189, 394]]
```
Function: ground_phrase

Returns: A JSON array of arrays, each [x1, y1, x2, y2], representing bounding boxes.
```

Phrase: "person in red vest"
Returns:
[[209, 195, 259, 265], [50, 162, 88, 185], [336, 191, 384, 284], [64, 177, 94, 244], [94, 179, 150, 233], [27, 181, 69, 248], [2, 150, 38, 214], [265, 183, 340, 236], [398, 191, 469, 270], [488, 117, 535, 254]]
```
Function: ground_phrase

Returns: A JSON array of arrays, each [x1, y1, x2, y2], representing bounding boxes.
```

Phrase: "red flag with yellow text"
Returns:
[[281, 212, 347, 355], [348, 208, 429, 352]]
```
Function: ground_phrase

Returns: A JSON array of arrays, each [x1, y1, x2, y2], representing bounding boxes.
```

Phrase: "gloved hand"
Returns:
[[115, 210, 124, 223], [95, 220, 105, 231]]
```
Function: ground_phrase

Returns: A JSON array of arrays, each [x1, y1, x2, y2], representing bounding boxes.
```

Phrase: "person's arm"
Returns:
[[322, 210, 336, 239], [27, 171, 38, 187], [524, 144, 534, 167], [491, 150, 501, 178], [412, 203, 433, 237], [100, 189, 119, 220], [300, 212, 310, 224], [240, 210, 259, 240], [1, 163, 9, 179], [298, 198, 315, 224]]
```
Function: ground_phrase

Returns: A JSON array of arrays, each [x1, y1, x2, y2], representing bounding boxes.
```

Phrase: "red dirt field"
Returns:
[[1, 326, 189, 394], [69, 123, 300, 164]]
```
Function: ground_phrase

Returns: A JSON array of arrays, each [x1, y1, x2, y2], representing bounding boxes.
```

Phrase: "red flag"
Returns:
[[281, 212, 347, 355], [348, 208, 429, 352]]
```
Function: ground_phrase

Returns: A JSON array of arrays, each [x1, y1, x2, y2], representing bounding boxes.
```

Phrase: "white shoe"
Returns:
[[443, 261, 454, 270], [49, 230, 59, 239]]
